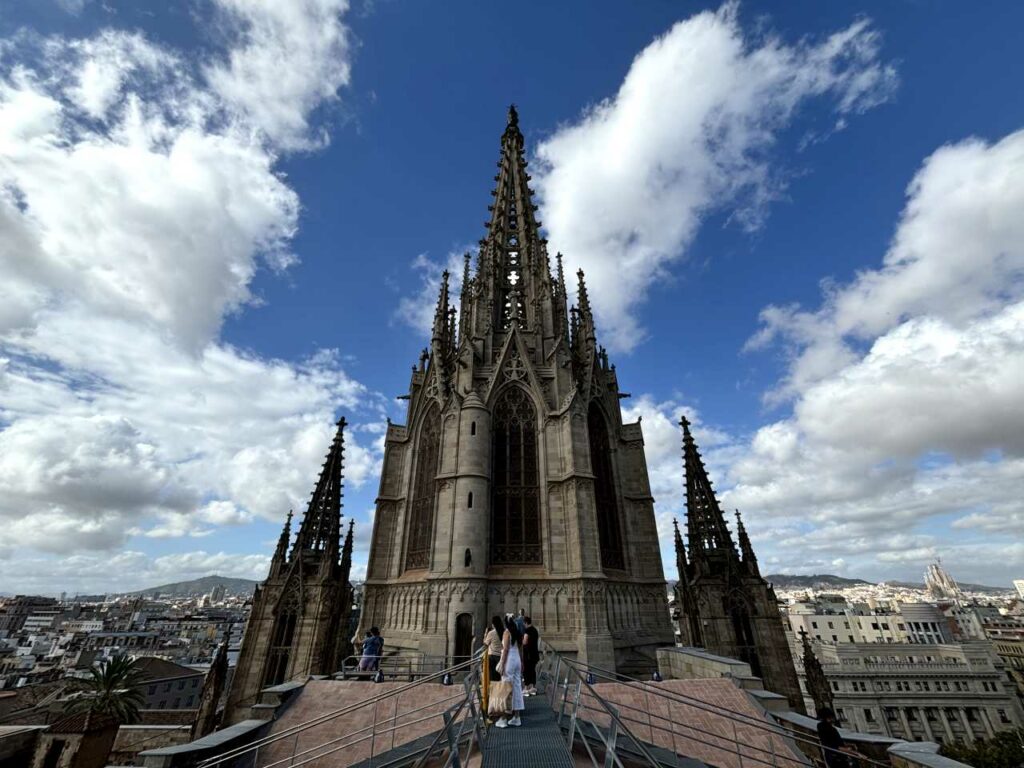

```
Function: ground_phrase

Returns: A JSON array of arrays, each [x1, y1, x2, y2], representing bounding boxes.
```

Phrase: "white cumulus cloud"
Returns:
[[534, 3, 896, 352], [724, 128, 1024, 584], [0, 1, 381, 590]]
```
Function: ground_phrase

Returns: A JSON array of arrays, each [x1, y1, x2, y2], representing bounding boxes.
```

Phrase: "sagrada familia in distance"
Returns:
[[225, 107, 803, 724]]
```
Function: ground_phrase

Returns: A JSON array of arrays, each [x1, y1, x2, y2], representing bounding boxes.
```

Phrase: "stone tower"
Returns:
[[224, 419, 355, 724], [358, 106, 674, 671], [674, 416, 805, 711]]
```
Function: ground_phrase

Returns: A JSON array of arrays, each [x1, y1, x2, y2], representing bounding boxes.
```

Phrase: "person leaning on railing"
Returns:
[[817, 707, 863, 768]]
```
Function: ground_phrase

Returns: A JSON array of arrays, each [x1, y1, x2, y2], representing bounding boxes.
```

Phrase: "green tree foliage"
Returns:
[[940, 727, 1024, 768], [64, 654, 147, 724]]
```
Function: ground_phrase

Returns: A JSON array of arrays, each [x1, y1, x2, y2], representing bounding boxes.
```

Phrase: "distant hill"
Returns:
[[884, 580, 1010, 595], [126, 575, 259, 598], [764, 574, 873, 589], [760, 574, 1010, 594]]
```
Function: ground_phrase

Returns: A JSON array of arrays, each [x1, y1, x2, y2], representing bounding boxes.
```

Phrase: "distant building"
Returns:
[[785, 606, 909, 645], [0, 596, 58, 633], [925, 560, 964, 601], [805, 639, 1023, 744], [1014, 579, 1024, 600], [944, 604, 1001, 641], [901, 603, 955, 645], [133, 657, 205, 711]]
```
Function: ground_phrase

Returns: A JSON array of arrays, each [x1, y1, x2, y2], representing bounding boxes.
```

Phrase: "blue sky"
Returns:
[[1, 0, 1022, 594]]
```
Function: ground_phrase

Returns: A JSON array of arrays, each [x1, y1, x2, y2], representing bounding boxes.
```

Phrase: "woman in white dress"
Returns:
[[495, 616, 525, 727]]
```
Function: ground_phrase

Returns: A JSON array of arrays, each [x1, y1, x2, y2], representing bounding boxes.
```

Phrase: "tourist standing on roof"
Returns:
[[370, 626, 384, 671], [522, 616, 540, 696], [484, 615, 504, 681], [358, 631, 376, 672], [495, 616, 525, 728], [514, 608, 526, 635]]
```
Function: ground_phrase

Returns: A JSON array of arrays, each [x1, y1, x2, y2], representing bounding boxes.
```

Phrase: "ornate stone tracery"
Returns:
[[491, 386, 541, 565]]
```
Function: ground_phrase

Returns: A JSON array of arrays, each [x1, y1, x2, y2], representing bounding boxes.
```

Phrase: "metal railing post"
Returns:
[[604, 704, 619, 768], [440, 710, 461, 768], [566, 679, 583, 752], [369, 697, 379, 768], [557, 670, 572, 726]]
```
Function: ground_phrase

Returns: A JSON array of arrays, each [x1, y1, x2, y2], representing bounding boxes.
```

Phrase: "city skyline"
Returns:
[[1, 1, 1023, 594]]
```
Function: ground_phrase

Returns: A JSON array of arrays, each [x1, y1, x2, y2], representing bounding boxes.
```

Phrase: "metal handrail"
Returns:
[[258, 689, 468, 768], [544, 652, 665, 768], [336, 653, 457, 680], [195, 654, 482, 768], [570, 693, 801, 768], [550, 654, 890, 768]]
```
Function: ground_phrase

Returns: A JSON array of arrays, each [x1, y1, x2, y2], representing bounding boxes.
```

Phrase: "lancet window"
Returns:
[[491, 386, 541, 564], [728, 591, 762, 678], [405, 404, 441, 570], [263, 608, 297, 687], [587, 403, 625, 570]]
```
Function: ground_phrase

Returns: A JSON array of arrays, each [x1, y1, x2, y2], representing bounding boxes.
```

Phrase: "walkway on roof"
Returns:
[[481, 694, 574, 768]]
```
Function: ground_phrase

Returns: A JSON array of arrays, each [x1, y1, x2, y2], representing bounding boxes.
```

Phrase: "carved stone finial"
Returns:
[[507, 103, 519, 127]]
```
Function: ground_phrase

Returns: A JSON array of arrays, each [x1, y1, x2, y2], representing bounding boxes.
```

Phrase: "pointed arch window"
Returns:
[[264, 586, 300, 687], [588, 403, 625, 570], [491, 386, 541, 564], [727, 591, 762, 678], [406, 404, 441, 570]]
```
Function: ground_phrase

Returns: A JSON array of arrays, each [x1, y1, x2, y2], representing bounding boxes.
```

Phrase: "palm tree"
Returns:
[[64, 654, 147, 724]]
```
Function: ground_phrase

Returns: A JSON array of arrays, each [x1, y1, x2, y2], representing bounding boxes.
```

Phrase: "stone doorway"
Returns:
[[454, 612, 474, 665]]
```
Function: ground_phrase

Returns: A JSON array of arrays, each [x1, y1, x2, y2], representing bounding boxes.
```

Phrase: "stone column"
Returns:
[[939, 709, 956, 743], [957, 708, 975, 743], [978, 708, 996, 739], [917, 708, 935, 742], [897, 708, 914, 741]]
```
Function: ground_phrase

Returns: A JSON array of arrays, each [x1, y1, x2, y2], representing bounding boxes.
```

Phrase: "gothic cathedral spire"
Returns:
[[681, 415, 738, 575], [294, 417, 346, 567], [676, 416, 804, 712], [224, 417, 355, 724], [361, 106, 674, 672]]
